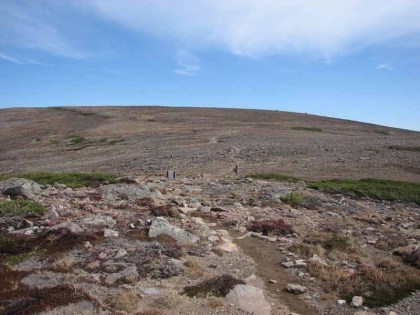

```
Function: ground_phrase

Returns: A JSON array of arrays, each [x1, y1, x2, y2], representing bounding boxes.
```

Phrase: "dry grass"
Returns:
[[106, 289, 138, 313], [51, 256, 75, 273], [184, 258, 205, 279], [208, 297, 225, 308]]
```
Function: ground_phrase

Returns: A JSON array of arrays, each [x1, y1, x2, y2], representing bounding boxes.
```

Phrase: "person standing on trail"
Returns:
[[234, 164, 239, 177]]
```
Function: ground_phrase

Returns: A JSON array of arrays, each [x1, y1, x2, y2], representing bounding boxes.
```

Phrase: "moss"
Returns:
[[0, 200, 45, 217], [4, 248, 47, 268], [182, 275, 244, 298], [69, 135, 85, 145]]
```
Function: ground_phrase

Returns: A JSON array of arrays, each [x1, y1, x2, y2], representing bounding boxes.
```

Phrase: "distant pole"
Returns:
[[234, 164, 239, 177]]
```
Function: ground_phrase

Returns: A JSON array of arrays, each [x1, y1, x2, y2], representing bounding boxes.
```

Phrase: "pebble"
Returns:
[[104, 229, 119, 237], [351, 296, 364, 307]]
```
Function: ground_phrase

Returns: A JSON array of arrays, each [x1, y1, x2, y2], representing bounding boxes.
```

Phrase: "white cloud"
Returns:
[[174, 51, 200, 76], [84, 0, 420, 58], [0, 52, 22, 65], [376, 64, 394, 70]]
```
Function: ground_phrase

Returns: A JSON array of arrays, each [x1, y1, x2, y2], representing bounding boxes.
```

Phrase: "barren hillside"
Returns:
[[0, 106, 419, 181]]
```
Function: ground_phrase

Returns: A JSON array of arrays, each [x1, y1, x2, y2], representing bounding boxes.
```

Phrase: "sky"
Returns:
[[0, 0, 419, 131]]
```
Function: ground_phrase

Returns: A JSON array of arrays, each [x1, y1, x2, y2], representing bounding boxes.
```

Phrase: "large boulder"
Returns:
[[225, 284, 271, 315], [148, 217, 199, 244], [100, 184, 150, 201], [0, 178, 41, 200]]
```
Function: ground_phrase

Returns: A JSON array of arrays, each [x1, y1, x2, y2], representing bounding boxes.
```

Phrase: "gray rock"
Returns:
[[225, 284, 271, 315], [0, 177, 41, 200], [104, 265, 138, 285], [148, 217, 199, 244], [101, 184, 151, 201], [286, 283, 307, 294], [50, 222, 84, 235], [21, 272, 68, 289], [337, 299, 347, 305], [294, 259, 307, 268], [282, 261, 294, 268], [82, 215, 116, 228], [351, 296, 364, 307], [104, 229, 119, 237]]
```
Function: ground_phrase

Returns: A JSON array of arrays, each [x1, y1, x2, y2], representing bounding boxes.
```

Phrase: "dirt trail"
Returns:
[[233, 233, 318, 315]]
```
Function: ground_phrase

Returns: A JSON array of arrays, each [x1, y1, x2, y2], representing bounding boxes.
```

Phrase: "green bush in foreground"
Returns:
[[0, 200, 45, 217], [0, 172, 119, 188]]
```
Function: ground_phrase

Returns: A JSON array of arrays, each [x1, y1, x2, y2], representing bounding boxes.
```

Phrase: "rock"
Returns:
[[337, 299, 347, 305], [351, 296, 363, 307], [148, 217, 199, 244], [353, 312, 376, 315], [45, 207, 59, 220], [84, 241, 93, 249], [21, 272, 67, 289], [216, 242, 238, 253], [285, 283, 307, 294], [104, 265, 138, 285], [140, 287, 161, 295], [101, 184, 151, 201], [225, 284, 271, 315], [268, 279, 277, 284], [208, 235, 220, 242], [294, 259, 307, 268], [388, 312, 398, 315], [0, 177, 41, 200], [282, 261, 294, 268], [114, 248, 127, 259], [82, 215, 116, 228], [309, 254, 328, 266], [104, 229, 119, 237], [50, 222, 84, 235]]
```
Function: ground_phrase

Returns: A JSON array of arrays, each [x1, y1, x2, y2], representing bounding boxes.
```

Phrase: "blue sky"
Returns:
[[1, 1, 419, 131]]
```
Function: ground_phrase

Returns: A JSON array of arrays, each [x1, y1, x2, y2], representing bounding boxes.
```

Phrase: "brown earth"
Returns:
[[0, 106, 419, 182]]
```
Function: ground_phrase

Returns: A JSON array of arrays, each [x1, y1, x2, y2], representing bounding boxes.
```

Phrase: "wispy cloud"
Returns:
[[174, 51, 200, 76], [376, 64, 394, 70], [0, 52, 22, 65], [0, 0, 86, 58], [84, 0, 420, 58]]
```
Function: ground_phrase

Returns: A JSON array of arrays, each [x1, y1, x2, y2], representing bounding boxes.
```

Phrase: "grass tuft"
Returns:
[[0, 172, 119, 188], [246, 219, 293, 236], [280, 192, 308, 207], [0, 200, 45, 217], [69, 135, 85, 145]]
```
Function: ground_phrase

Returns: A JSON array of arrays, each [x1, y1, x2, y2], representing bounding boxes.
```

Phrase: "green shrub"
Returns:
[[249, 173, 301, 182], [280, 192, 307, 207], [388, 145, 420, 152], [69, 135, 85, 145], [291, 126, 322, 132], [0, 200, 45, 217]]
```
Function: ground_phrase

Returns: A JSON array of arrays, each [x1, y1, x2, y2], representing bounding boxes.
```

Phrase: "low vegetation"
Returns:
[[388, 145, 420, 152], [182, 275, 244, 298], [69, 135, 85, 145], [280, 192, 309, 207], [291, 126, 322, 132], [0, 172, 120, 188], [249, 173, 301, 182], [251, 174, 420, 205], [246, 219, 293, 236], [307, 178, 420, 205], [0, 200, 45, 217]]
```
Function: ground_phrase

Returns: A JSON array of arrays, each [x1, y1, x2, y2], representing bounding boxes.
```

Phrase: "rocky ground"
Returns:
[[0, 175, 419, 315]]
